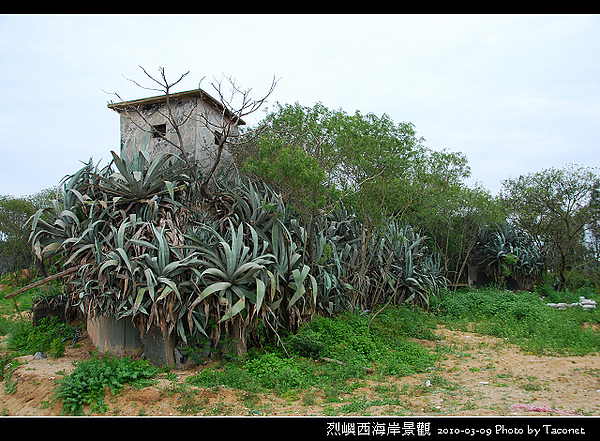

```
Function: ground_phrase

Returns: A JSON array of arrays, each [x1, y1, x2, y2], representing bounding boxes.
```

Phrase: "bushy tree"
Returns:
[[0, 196, 36, 275], [500, 164, 599, 289], [241, 102, 500, 291], [0, 188, 59, 277], [588, 181, 600, 282]]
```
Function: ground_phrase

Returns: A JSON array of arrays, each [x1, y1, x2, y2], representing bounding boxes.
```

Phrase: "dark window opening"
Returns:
[[151, 124, 167, 138]]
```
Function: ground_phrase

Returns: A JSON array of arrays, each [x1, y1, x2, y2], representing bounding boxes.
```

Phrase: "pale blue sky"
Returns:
[[1, 14, 598, 197]]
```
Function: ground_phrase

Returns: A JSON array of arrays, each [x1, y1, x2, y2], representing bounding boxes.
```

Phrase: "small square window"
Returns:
[[151, 123, 167, 138]]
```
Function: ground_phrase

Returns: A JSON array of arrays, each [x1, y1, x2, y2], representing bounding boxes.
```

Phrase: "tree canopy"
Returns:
[[500, 164, 599, 289], [241, 101, 504, 285], [0, 188, 59, 276]]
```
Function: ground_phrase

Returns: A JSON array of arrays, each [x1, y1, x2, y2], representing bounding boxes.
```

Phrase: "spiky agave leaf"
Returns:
[[187, 220, 275, 331]]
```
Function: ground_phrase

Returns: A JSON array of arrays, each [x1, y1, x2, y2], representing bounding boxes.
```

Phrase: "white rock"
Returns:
[[548, 297, 597, 310]]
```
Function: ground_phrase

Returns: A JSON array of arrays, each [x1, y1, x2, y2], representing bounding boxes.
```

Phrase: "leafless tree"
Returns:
[[104, 66, 278, 191], [201, 73, 278, 187]]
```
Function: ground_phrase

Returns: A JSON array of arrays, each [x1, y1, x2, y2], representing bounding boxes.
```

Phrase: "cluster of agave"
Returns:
[[475, 222, 544, 289], [28, 151, 447, 354]]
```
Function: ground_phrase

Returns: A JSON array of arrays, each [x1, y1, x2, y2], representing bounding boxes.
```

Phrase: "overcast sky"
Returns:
[[1, 14, 598, 198]]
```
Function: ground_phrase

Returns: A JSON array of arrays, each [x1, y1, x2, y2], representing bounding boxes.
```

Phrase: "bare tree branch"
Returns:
[[106, 66, 193, 164], [106, 66, 279, 194], [200, 74, 279, 186]]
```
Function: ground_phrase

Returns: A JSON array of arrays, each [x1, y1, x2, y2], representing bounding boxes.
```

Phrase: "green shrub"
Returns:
[[290, 310, 436, 377], [369, 304, 439, 341], [533, 283, 555, 299], [187, 360, 262, 392], [6, 316, 73, 357], [245, 352, 310, 389], [544, 289, 580, 304], [574, 283, 598, 300], [535, 282, 598, 304], [54, 353, 159, 415], [291, 313, 378, 367]]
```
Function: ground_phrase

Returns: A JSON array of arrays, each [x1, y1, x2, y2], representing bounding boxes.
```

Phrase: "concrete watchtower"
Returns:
[[107, 88, 245, 174]]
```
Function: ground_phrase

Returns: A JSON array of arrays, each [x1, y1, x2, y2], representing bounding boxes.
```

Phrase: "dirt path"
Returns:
[[2, 325, 599, 416]]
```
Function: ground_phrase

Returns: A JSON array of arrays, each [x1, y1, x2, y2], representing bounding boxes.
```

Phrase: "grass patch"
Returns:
[[188, 308, 438, 397], [6, 316, 75, 358], [186, 286, 600, 405], [290, 308, 437, 375], [436, 287, 600, 356], [3, 270, 599, 416]]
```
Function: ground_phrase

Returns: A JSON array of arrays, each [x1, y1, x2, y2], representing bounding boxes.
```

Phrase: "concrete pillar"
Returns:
[[140, 324, 176, 366], [87, 314, 176, 366], [87, 314, 143, 358]]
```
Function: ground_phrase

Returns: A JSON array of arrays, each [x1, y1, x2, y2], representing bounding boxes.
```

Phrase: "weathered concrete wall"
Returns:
[[87, 314, 143, 358], [119, 99, 198, 162], [140, 324, 177, 367], [87, 315, 176, 366], [118, 97, 235, 174], [193, 100, 235, 175]]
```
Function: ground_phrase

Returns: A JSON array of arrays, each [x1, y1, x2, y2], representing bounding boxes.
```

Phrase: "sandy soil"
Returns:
[[1, 325, 599, 417]]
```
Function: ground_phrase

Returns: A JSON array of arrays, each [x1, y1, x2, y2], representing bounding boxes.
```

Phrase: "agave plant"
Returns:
[[476, 222, 544, 288], [374, 221, 447, 308], [28, 152, 195, 327], [97, 151, 192, 201], [188, 222, 273, 317], [28, 162, 96, 261], [28, 149, 451, 359]]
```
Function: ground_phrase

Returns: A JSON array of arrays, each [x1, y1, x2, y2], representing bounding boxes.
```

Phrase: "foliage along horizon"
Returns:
[[4, 100, 599, 355]]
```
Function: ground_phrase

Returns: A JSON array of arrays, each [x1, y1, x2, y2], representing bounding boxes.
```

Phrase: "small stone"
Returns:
[[33, 352, 47, 360]]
